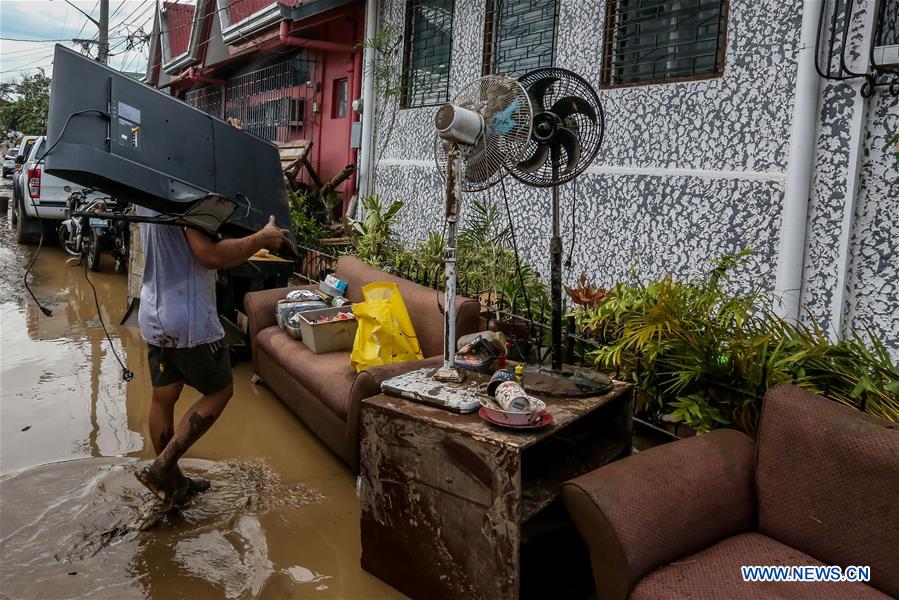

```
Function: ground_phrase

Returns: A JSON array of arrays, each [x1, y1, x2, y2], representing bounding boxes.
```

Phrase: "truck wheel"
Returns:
[[15, 197, 39, 245], [86, 229, 102, 271], [11, 183, 18, 225]]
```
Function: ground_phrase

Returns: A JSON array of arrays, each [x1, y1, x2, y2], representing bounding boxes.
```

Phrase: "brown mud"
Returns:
[[0, 195, 405, 599]]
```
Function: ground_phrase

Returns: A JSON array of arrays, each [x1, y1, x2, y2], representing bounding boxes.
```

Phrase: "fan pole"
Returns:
[[550, 151, 564, 373], [434, 146, 465, 383]]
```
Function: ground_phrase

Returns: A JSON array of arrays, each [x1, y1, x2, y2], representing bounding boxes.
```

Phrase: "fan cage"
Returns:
[[434, 74, 533, 192]]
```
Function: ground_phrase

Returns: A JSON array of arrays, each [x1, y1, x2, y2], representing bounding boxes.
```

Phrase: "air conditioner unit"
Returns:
[[873, 0, 899, 67], [873, 44, 899, 67]]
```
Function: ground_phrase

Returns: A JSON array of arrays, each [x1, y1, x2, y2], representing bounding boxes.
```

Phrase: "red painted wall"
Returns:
[[314, 11, 364, 204]]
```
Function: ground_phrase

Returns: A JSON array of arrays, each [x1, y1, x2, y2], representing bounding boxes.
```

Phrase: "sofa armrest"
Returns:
[[456, 299, 481, 339], [562, 429, 755, 600], [244, 285, 316, 351]]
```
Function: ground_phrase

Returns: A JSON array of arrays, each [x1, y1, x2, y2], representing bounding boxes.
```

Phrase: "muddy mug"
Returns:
[[494, 381, 530, 413], [487, 369, 516, 396]]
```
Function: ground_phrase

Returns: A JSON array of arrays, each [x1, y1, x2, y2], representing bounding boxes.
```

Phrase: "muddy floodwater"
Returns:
[[0, 190, 405, 599]]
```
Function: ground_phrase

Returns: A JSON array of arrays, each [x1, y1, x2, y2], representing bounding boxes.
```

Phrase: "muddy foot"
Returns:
[[166, 474, 212, 510], [134, 465, 179, 504]]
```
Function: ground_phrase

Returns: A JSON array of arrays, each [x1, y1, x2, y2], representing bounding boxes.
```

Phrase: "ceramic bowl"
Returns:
[[478, 396, 546, 426]]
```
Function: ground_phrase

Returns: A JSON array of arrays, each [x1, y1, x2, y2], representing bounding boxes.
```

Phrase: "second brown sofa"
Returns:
[[562, 384, 899, 599], [244, 256, 480, 471]]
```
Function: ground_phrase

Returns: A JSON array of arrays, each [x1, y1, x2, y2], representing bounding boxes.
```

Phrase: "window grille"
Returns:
[[602, 0, 729, 87], [401, 0, 455, 108], [185, 54, 318, 143], [185, 86, 223, 118], [876, 0, 898, 46], [482, 0, 559, 78]]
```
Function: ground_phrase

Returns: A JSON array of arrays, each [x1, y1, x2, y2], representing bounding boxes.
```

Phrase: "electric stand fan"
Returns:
[[507, 67, 609, 397], [379, 75, 532, 412], [432, 74, 533, 382]]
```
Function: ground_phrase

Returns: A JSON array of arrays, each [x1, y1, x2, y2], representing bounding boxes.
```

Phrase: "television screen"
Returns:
[[45, 44, 294, 248]]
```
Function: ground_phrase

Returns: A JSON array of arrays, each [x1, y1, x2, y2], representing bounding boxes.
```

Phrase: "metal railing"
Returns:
[[291, 242, 603, 368], [185, 53, 320, 142]]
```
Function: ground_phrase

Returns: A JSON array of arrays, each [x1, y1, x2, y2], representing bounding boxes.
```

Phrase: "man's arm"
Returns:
[[185, 215, 291, 270]]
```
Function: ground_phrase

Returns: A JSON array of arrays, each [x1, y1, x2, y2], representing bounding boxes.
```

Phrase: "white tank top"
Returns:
[[137, 206, 224, 348]]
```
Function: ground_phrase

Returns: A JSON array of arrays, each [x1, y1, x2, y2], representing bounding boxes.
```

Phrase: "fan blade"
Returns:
[[466, 153, 499, 183], [516, 144, 550, 173], [555, 128, 582, 174], [550, 96, 597, 123], [525, 76, 558, 112]]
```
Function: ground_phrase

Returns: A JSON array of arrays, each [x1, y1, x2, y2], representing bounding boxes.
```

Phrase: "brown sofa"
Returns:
[[562, 383, 899, 600], [244, 256, 480, 471]]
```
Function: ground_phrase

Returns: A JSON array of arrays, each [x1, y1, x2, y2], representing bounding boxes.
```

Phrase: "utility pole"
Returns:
[[65, 0, 109, 64], [98, 0, 109, 64]]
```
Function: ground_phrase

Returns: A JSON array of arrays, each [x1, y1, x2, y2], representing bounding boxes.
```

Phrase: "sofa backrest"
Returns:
[[755, 383, 899, 597], [335, 255, 475, 358]]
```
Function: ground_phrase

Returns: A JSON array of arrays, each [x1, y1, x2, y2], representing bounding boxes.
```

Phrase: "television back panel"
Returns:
[[45, 45, 292, 242]]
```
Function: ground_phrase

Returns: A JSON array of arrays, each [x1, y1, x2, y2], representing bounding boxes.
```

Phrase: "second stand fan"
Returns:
[[507, 67, 610, 396]]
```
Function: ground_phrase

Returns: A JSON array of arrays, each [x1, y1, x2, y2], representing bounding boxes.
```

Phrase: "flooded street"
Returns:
[[0, 181, 405, 599]]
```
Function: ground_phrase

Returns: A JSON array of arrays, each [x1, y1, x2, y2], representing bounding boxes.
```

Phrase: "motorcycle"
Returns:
[[58, 186, 130, 274]]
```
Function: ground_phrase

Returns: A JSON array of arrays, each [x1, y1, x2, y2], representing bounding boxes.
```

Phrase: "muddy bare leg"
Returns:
[[152, 384, 233, 477], [148, 381, 183, 455]]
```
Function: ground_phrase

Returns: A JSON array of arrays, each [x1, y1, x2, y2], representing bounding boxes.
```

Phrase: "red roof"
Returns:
[[226, 0, 273, 25], [162, 2, 195, 58]]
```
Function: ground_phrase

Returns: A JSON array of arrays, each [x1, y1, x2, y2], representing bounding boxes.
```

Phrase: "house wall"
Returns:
[[800, 0, 899, 358], [369, 0, 899, 360]]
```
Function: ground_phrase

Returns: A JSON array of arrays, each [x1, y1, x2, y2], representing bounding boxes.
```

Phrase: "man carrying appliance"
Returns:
[[135, 208, 290, 508]]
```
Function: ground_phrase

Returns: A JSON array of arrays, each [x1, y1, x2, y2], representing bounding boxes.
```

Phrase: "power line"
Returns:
[[0, 35, 129, 42], [75, 0, 100, 38], [109, 0, 154, 36]]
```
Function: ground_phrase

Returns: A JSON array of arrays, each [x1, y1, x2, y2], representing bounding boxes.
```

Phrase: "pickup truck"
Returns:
[[13, 135, 101, 245]]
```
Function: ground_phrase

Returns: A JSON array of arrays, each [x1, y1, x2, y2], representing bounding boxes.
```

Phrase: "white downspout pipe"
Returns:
[[357, 0, 379, 203], [774, 0, 823, 322]]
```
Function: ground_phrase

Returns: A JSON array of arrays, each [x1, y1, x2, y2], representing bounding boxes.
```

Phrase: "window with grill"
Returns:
[[602, 0, 729, 87], [876, 0, 898, 46], [482, 0, 559, 78], [401, 0, 455, 108]]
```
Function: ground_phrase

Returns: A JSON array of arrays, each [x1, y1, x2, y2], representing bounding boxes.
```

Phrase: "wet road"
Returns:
[[0, 183, 405, 599]]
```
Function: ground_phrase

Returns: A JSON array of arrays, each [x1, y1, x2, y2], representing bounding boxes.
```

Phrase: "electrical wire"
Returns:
[[565, 176, 576, 269], [22, 191, 53, 318], [24, 110, 109, 320], [83, 257, 134, 381], [38, 109, 109, 162], [498, 177, 534, 325]]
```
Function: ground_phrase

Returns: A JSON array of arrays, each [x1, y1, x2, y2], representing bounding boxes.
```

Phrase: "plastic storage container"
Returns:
[[298, 306, 358, 354]]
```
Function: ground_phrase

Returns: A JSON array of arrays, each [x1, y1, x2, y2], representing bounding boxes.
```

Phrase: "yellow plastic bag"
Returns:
[[350, 282, 423, 372]]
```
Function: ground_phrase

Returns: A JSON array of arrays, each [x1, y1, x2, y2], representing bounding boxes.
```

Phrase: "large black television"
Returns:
[[45, 44, 293, 248]]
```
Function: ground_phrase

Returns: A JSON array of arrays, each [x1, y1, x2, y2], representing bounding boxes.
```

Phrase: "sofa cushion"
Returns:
[[255, 326, 357, 420], [631, 532, 890, 600], [755, 384, 899, 598]]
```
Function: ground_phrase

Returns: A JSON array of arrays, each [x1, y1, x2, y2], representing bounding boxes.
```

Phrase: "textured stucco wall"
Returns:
[[373, 0, 799, 294], [800, 0, 899, 360], [842, 91, 899, 357], [370, 0, 897, 358]]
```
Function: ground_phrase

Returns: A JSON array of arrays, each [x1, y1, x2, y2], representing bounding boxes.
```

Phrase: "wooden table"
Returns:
[[359, 381, 634, 600]]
